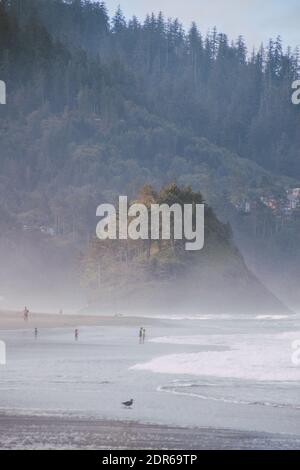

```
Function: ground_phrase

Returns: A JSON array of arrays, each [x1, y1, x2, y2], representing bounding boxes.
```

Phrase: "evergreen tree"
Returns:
[[112, 5, 126, 34]]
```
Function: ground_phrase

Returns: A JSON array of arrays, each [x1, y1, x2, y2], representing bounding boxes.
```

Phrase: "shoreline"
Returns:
[[0, 412, 299, 450], [1, 310, 297, 331], [0, 310, 161, 331]]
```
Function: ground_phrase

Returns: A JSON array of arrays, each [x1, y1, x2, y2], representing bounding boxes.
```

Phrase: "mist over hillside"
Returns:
[[80, 184, 288, 315], [0, 0, 299, 312]]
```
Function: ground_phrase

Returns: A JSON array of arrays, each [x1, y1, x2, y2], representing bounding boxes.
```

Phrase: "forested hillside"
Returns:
[[0, 0, 299, 310], [0, 0, 298, 234], [3, 0, 300, 177]]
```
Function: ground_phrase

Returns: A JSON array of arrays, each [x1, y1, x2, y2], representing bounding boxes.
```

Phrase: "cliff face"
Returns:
[[132, 257, 290, 316], [89, 248, 290, 317], [82, 185, 290, 316]]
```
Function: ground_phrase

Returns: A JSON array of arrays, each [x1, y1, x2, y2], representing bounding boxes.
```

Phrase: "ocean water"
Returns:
[[133, 331, 300, 381], [0, 313, 300, 442]]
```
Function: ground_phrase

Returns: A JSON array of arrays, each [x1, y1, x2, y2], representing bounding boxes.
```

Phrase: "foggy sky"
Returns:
[[104, 0, 300, 50]]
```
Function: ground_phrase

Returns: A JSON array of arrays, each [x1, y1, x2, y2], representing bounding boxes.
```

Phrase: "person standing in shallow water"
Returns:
[[75, 329, 79, 341], [142, 328, 146, 343], [34, 328, 38, 339], [23, 307, 29, 322], [139, 327, 143, 344]]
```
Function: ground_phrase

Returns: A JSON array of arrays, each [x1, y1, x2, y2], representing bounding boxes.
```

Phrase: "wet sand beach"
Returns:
[[1, 413, 300, 450]]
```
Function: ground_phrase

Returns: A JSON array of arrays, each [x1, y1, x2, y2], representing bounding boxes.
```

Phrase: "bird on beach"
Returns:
[[122, 399, 134, 408]]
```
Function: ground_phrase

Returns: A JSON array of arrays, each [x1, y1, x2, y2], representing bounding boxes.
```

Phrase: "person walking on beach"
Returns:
[[23, 307, 29, 322], [142, 328, 146, 343], [139, 327, 143, 344], [75, 329, 79, 341], [34, 328, 38, 339]]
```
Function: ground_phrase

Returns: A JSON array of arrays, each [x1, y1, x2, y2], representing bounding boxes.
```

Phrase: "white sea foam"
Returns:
[[157, 384, 300, 409], [255, 315, 289, 320], [124, 313, 292, 322], [131, 332, 300, 381], [124, 313, 234, 321]]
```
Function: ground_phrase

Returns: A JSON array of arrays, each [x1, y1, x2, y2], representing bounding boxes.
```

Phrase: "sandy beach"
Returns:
[[0, 310, 158, 331], [1, 413, 299, 450]]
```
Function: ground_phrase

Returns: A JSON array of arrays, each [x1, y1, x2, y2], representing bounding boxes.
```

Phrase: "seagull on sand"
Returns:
[[122, 399, 134, 408]]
